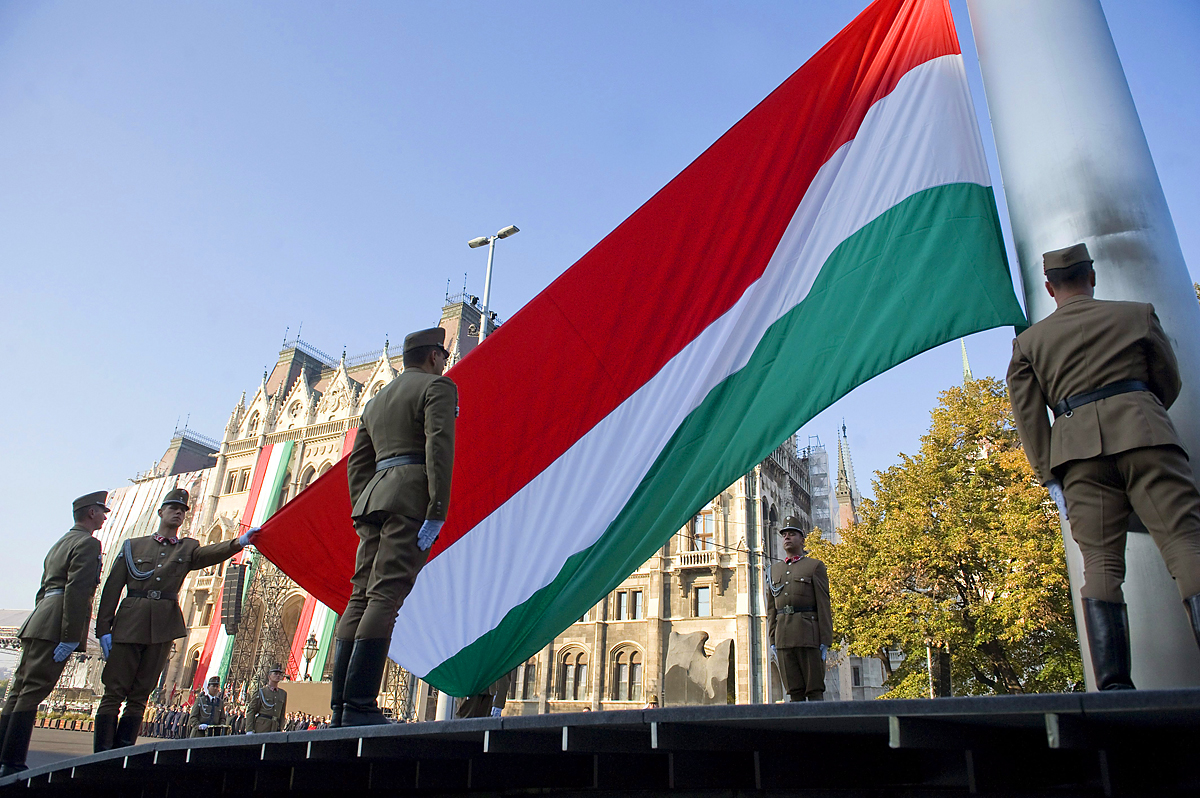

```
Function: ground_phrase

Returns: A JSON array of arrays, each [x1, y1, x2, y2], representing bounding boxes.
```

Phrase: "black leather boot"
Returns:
[[1184, 593, 1200, 649], [0, 713, 12, 760], [0, 711, 36, 777], [93, 713, 117, 753], [114, 712, 143, 748], [1083, 598, 1135, 690], [329, 638, 353, 728], [340, 638, 391, 727]]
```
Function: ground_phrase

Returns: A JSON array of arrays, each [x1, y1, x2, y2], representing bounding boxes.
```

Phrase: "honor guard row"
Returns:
[[0, 487, 257, 775], [1008, 243, 1200, 689]]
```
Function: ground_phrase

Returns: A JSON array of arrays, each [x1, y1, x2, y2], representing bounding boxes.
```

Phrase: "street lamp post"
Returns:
[[468, 225, 520, 343], [303, 634, 319, 681]]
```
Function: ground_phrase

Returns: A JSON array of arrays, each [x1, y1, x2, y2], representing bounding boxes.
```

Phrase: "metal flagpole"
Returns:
[[967, 0, 1200, 688]]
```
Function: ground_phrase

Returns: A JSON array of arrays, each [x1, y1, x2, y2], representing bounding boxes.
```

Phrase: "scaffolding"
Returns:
[[804, 436, 833, 539], [225, 556, 297, 694]]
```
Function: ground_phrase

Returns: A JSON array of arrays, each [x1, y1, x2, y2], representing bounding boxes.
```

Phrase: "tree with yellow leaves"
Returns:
[[809, 377, 1083, 696]]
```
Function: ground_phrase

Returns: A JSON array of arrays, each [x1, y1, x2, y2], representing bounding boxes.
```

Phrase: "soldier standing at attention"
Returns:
[[766, 516, 833, 701], [334, 327, 457, 727], [456, 672, 511, 718], [92, 488, 255, 752], [245, 665, 287, 734], [189, 676, 227, 737], [0, 493, 107, 777], [1007, 243, 1200, 689]]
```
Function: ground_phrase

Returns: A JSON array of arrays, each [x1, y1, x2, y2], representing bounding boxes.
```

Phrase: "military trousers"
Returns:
[[3, 639, 68, 713], [777, 646, 824, 701], [98, 641, 173, 717], [1062, 444, 1200, 604], [337, 510, 430, 641]]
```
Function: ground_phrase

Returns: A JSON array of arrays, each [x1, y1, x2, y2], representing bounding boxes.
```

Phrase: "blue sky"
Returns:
[[0, 1, 1195, 608]]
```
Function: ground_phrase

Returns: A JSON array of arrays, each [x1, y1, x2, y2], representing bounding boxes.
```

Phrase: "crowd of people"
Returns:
[[134, 695, 332, 739]]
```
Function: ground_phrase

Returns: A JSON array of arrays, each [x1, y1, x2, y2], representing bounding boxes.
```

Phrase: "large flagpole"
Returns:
[[967, 0, 1200, 688]]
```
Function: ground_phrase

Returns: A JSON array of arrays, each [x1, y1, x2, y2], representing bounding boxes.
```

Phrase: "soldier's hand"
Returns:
[[237, 527, 261, 548], [417, 520, 444, 551], [769, 644, 777, 663], [490, 707, 502, 718], [99, 634, 113, 660], [820, 644, 828, 662], [1045, 479, 1069, 520], [52, 642, 79, 663], [199, 724, 208, 731]]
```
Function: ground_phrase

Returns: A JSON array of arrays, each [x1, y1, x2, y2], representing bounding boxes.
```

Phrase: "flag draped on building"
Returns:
[[256, 0, 1025, 697]]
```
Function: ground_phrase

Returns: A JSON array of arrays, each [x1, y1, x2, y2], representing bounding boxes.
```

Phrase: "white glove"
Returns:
[[490, 707, 502, 718], [199, 724, 208, 730], [53, 641, 79, 662], [417, 520, 444, 551], [820, 644, 828, 662], [1046, 479, 1069, 520], [246, 730, 254, 735], [100, 633, 112, 659], [238, 527, 261, 547], [769, 644, 777, 663]]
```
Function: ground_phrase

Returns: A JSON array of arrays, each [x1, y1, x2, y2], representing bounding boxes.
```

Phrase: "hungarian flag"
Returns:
[[258, 0, 1024, 696]]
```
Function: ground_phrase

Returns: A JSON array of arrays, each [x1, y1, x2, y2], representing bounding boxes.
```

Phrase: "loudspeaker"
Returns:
[[221, 563, 244, 635]]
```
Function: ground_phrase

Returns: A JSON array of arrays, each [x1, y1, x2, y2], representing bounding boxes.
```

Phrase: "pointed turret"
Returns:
[[835, 422, 861, 530], [961, 338, 973, 382]]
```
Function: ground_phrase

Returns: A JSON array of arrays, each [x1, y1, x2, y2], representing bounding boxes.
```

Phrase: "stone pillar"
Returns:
[[968, 0, 1200, 687]]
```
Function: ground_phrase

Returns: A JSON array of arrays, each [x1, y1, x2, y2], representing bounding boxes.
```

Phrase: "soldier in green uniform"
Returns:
[[93, 488, 255, 752], [245, 665, 287, 734], [334, 327, 457, 727], [0, 492, 107, 777], [456, 672, 511, 718], [766, 516, 832, 701], [1007, 243, 1200, 689], [188, 676, 227, 737]]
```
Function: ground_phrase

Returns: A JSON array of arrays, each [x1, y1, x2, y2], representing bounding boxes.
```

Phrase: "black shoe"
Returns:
[[329, 638, 353, 728], [341, 638, 391, 727], [114, 712, 143, 748], [1184, 593, 1200, 650], [93, 714, 118, 753], [1083, 598, 1136, 690], [0, 711, 36, 775]]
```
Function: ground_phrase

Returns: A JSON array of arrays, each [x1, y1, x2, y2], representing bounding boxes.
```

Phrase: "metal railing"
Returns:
[[174, 426, 221, 450], [675, 550, 719, 569]]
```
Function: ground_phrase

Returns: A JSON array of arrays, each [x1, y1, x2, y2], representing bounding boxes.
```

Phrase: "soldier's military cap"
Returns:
[[207, 676, 220, 685], [779, 515, 806, 535], [72, 491, 109, 513], [161, 488, 190, 510], [404, 327, 448, 355], [268, 663, 284, 674], [1043, 243, 1092, 274]]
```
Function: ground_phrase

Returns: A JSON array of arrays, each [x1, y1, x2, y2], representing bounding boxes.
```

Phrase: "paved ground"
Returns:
[[26, 728, 154, 770]]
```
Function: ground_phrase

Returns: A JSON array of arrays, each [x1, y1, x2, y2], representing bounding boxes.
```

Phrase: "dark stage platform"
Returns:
[[3, 689, 1199, 796]]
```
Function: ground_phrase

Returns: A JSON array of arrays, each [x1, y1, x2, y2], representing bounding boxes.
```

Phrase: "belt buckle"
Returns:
[[147, 590, 161, 600]]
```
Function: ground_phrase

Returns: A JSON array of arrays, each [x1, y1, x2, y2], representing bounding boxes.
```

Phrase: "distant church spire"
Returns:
[[961, 338, 973, 382], [835, 422, 861, 530]]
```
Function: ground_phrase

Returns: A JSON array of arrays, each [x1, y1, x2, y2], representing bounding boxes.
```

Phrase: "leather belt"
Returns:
[[376, 454, 425, 471], [42, 589, 65, 598], [128, 590, 178, 601], [1054, 380, 1150, 418], [779, 605, 816, 615]]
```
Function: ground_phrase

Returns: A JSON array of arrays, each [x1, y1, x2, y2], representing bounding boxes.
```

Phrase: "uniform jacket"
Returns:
[[96, 535, 242, 644], [348, 369, 457, 522], [188, 692, 226, 736], [766, 555, 833, 649], [18, 526, 102, 648], [1007, 296, 1183, 484], [246, 685, 287, 733]]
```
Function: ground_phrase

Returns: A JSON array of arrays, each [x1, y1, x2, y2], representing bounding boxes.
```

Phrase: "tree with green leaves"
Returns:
[[809, 377, 1083, 696]]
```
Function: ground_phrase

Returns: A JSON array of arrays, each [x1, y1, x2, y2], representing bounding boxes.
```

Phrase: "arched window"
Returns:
[[693, 512, 715, 550], [246, 411, 261, 438], [299, 466, 317, 492], [371, 381, 385, 397], [508, 658, 539, 701], [183, 647, 202, 690], [318, 461, 333, 477], [277, 471, 292, 508], [557, 649, 589, 701], [611, 648, 643, 702]]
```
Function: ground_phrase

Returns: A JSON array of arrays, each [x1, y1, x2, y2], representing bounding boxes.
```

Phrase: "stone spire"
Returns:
[[961, 338, 973, 382], [835, 422, 861, 530]]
